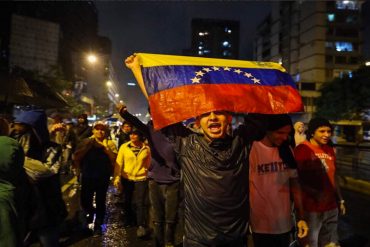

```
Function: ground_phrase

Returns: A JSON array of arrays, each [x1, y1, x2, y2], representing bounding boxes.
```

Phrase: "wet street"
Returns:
[[28, 145, 370, 247], [55, 178, 370, 247], [59, 182, 154, 247]]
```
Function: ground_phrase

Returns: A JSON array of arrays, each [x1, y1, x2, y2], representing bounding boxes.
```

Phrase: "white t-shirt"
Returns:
[[249, 141, 297, 234]]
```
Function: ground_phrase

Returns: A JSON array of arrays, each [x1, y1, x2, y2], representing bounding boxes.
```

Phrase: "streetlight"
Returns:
[[365, 61, 370, 66], [87, 54, 97, 64], [106, 80, 112, 87], [115, 93, 119, 98]]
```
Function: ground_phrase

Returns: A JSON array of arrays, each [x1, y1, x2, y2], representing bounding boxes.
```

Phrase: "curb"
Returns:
[[61, 176, 77, 193], [339, 176, 370, 196]]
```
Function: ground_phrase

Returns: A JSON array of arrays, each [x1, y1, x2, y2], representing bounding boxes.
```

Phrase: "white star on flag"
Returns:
[[195, 71, 205, 76], [234, 69, 242, 74], [244, 72, 252, 78], [202, 68, 211, 72], [191, 77, 201, 83], [252, 78, 261, 84], [212, 66, 220, 71], [223, 67, 231, 71]]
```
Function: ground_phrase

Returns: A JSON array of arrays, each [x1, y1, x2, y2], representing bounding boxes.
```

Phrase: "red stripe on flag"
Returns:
[[148, 84, 303, 130]]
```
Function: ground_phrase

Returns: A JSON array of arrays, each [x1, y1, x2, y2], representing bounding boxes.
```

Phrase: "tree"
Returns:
[[315, 66, 370, 120]]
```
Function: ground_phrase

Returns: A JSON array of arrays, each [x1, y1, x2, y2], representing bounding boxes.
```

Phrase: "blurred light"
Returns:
[[87, 54, 97, 64], [106, 81, 112, 87], [127, 82, 136, 86], [327, 13, 335, 22], [365, 61, 370, 66], [224, 28, 232, 34], [335, 42, 353, 52], [115, 93, 119, 98], [222, 41, 229, 47]]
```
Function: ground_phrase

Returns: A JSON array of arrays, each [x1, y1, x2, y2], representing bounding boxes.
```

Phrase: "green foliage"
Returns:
[[315, 66, 370, 120]]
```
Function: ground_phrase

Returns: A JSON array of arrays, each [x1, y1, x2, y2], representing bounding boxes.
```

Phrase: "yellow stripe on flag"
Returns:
[[137, 53, 286, 72]]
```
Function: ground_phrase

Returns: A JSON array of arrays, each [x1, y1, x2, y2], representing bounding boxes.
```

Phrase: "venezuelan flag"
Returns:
[[133, 53, 303, 130]]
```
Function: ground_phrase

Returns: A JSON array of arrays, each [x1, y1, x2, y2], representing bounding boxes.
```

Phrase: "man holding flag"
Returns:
[[122, 53, 304, 247]]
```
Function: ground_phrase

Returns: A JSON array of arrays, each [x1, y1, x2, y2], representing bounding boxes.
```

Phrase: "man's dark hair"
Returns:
[[307, 117, 332, 138]]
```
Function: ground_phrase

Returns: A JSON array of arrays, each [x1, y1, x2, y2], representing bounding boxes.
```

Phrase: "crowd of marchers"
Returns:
[[0, 57, 345, 247]]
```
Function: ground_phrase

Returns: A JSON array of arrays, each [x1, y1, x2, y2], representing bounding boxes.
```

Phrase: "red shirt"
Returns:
[[294, 141, 338, 212]]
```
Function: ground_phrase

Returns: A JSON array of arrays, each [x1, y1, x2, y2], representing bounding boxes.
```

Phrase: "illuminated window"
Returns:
[[224, 27, 232, 34], [222, 41, 230, 47], [333, 69, 352, 78], [336, 0, 358, 10], [335, 42, 353, 52], [198, 32, 209, 36], [327, 13, 335, 22], [295, 73, 300, 82]]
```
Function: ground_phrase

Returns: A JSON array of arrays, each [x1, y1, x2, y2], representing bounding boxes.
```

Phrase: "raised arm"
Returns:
[[116, 103, 150, 137], [124, 54, 149, 99]]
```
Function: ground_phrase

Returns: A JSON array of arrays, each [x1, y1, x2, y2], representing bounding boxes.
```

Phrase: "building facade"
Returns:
[[254, 0, 364, 121], [9, 14, 59, 74], [185, 18, 240, 59], [0, 1, 116, 115]]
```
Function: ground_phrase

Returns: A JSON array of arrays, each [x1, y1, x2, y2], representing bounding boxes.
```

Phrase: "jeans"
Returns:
[[149, 180, 180, 246], [121, 178, 149, 226], [80, 176, 110, 225], [300, 208, 339, 247]]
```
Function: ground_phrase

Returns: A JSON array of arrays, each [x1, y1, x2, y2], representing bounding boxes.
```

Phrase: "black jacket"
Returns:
[[176, 125, 255, 245]]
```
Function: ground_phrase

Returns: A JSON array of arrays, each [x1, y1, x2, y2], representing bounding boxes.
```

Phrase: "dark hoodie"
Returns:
[[10, 109, 67, 229], [0, 136, 30, 247]]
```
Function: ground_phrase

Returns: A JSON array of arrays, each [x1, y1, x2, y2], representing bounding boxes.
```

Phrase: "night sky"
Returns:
[[96, 1, 271, 116]]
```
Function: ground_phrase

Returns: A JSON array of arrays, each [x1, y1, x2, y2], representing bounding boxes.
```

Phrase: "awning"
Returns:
[[0, 74, 69, 109]]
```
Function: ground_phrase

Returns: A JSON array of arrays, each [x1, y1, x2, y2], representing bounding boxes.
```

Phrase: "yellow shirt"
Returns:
[[115, 141, 151, 181]]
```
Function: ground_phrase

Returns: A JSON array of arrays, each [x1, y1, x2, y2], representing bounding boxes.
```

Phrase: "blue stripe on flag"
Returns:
[[142, 65, 296, 95]]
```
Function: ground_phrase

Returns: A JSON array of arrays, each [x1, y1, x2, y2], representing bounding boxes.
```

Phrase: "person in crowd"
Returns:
[[125, 54, 264, 247], [117, 121, 133, 148], [249, 114, 308, 247], [294, 121, 306, 146], [60, 119, 77, 174], [0, 118, 33, 247], [294, 117, 345, 247], [73, 121, 117, 235], [114, 129, 151, 238], [117, 105, 182, 247], [74, 114, 92, 142], [10, 109, 67, 247]]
